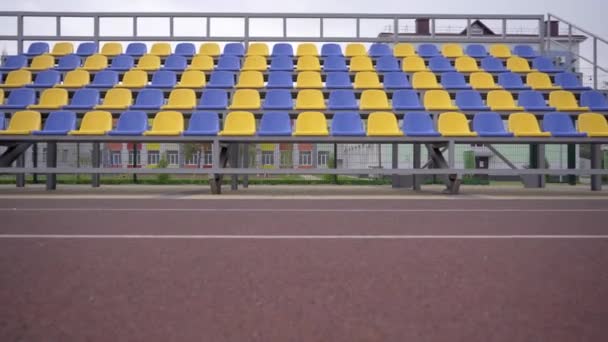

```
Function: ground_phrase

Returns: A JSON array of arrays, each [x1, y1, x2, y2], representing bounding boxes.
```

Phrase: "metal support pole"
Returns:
[[332, 143, 338, 184], [56, 16, 61, 37], [501, 19, 506, 39], [32, 143, 38, 184], [448, 140, 455, 168], [242, 144, 249, 188], [590, 143, 602, 191], [244, 17, 249, 46], [92, 142, 100, 188], [393, 17, 399, 42], [17, 15, 23, 54], [206, 16, 211, 38], [413, 143, 421, 190], [320, 18, 323, 38], [132, 144, 138, 184], [283, 18, 287, 38], [230, 144, 238, 191], [567, 144, 576, 185], [133, 16, 138, 37], [93, 16, 100, 47], [169, 16, 174, 38], [593, 37, 598, 89], [356, 18, 360, 38], [539, 17, 545, 55], [46, 142, 57, 190], [16, 153, 25, 188], [533, 144, 546, 188], [391, 143, 399, 188]]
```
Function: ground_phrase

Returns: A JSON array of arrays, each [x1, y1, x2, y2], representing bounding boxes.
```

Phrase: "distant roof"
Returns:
[[461, 20, 495, 35]]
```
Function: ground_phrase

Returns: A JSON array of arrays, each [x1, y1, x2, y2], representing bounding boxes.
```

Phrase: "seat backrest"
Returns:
[[26, 42, 49, 56], [472, 112, 507, 133], [402, 56, 427, 72], [442, 44, 464, 58], [102, 88, 132, 106], [121, 70, 148, 87], [441, 72, 468, 88], [294, 111, 328, 135], [455, 56, 479, 71], [3, 55, 28, 69], [83, 54, 108, 70], [412, 71, 439, 89], [350, 56, 374, 71], [359, 89, 390, 109], [321, 43, 343, 57], [393, 90, 422, 108], [296, 71, 323, 88], [543, 113, 577, 134], [580, 91, 608, 108], [29, 54, 54, 70], [367, 112, 401, 135], [383, 72, 410, 89], [578, 113, 608, 135], [490, 44, 511, 58], [323, 56, 348, 71], [497, 72, 525, 88], [216, 55, 241, 70], [403, 112, 436, 134], [208, 71, 235, 87], [271, 43, 294, 56], [331, 112, 364, 135], [456, 90, 484, 107], [328, 90, 357, 108], [295, 89, 326, 109], [187, 111, 219, 133], [230, 89, 261, 109], [438, 112, 472, 135], [150, 43, 172, 56], [63, 69, 90, 86], [223, 43, 245, 56], [354, 72, 381, 89], [199, 43, 221, 56], [506, 56, 532, 72], [465, 44, 488, 57], [116, 111, 148, 131], [418, 44, 440, 57], [243, 56, 267, 71], [167, 89, 196, 107], [199, 89, 228, 107], [508, 112, 543, 134], [394, 43, 416, 57], [526, 72, 554, 89], [345, 43, 366, 57], [297, 43, 319, 56], [549, 90, 579, 108], [43, 111, 77, 132], [247, 43, 269, 56], [237, 71, 264, 88], [175, 43, 196, 56], [263, 90, 293, 108], [424, 90, 453, 108], [221, 111, 256, 135], [92, 70, 118, 86], [375, 56, 399, 71], [101, 42, 123, 56], [555, 72, 582, 88], [297, 56, 321, 71], [6, 110, 41, 132], [149, 111, 184, 132], [33, 70, 60, 85], [369, 43, 391, 57], [51, 42, 74, 56], [259, 112, 292, 134], [470, 72, 498, 89], [163, 55, 187, 69], [70, 89, 100, 106], [267, 72, 293, 88], [189, 55, 214, 71], [6, 88, 35, 105], [428, 56, 453, 70], [325, 72, 352, 88], [151, 70, 177, 86], [5, 70, 32, 86], [136, 54, 161, 70], [76, 42, 97, 56], [481, 56, 506, 71], [109, 54, 134, 69], [513, 45, 536, 58], [487, 90, 517, 108], [517, 90, 546, 107], [134, 89, 164, 106], [125, 43, 147, 56], [270, 56, 294, 70], [37, 88, 68, 107], [78, 110, 113, 132]]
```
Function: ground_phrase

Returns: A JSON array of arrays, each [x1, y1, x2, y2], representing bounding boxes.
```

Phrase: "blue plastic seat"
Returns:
[[0, 55, 28, 71], [269, 56, 294, 71], [383, 72, 411, 90], [161, 55, 187, 71], [472, 112, 513, 137], [323, 56, 348, 72], [532, 57, 562, 73], [497, 72, 531, 90], [215, 55, 241, 71], [580, 91, 608, 111], [517, 90, 556, 111], [130, 89, 165, 110], [441, 72, 472, 90], [542, 113, 587, 137], [555, 72, 591, 91], [125, 43, 147, 57], [326, 72, 352, 89], [76, 42, 98, 57], [369, 43, 391, 57], [183, 111, 220, 136], [258, 112, 292, 136], [328, 90, 358, 110], [271, 43, 294, 57], [262, 90, 293, 110], [392, 90, 424, 111], [63, 89, 100, 110], [455, 90, 489, 111], [465, 45, 488, 58], [54, 54, 81, 71], [175, 43, 196, 57], [267, 72, 293, 88], [26, 70, 60, 88], [108, 54, 134, 71], [24, 43, 49, 57], [223, 43, 245, 56], [429, 56, 455, 72], [331, 112, 365, 136], [0, 88, 36, 109], [321, 44, 343, 57], [375, 56, 400, 72], [402, 112, 441, 136], [418, 44, 440, 58], [32, 111, 77, 135], [207, 71, 235, 88], [88, 70, 119, 88], [513, 45, 538, 58], [148, 71, 176, 88], [481, 57, 507, 72], [108, 111, 149, 136], [197, 89, 228, 109], [0, 112, 5, 130]]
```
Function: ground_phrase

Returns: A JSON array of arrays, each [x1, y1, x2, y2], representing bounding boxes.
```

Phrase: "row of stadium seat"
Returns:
[[1, 110, 607, 138], [1, 54, 564, 74], [17, 42, 544, 59], [1, 88, 606, 112], [1, 70, 588, 91]]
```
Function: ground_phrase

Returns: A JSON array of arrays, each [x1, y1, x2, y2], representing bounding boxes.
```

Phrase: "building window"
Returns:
[[203, 151, 213, 165], [167, 151, 179, 165], [318, 151, 329, 166], [262, 151, 274, 166], [186, 153, 199, 165], [299, 151, 312, 166], [111, 151, 122, 166], [147, 151, 160, 165], [128, 150, 141, 166]]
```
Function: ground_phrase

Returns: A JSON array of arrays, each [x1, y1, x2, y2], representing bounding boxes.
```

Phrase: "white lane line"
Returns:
[[0, 234, 607, 240], [0, 208, 607, 213]]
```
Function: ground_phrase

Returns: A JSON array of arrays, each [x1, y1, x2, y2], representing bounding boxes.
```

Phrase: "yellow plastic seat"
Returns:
[[0, 89, 4, 104], [143, 111, 184, 136], [367, 112, 402, 136], [549, 90, 589, 112], [438, 112, 477, 137], [394, 43, 417, 57], [470, 72, 501, 90], [50, 42, 74, 57], [507, 56, 536, 73], [295, 90, 326, 110], [490, 44, 512, 58], [442, 44, 464, 58], [27, 54, 55, 71], [219, 111, 256, 136], [293, 112, 329, 136], [81, 54, 108, 71], [228, 89, 261, 110], [296, 72, 323, 89], [1, 70, 32, 88], [297, 43, 319, 56], [176, 70, 206, 88], [578, 113, 608, 137], [95, 88, 132, 110], [55, 70, 90, 88], [508, 112, 551, 137], [70, 111, 113, 135], [349, 56, 374, 72], [150, 43, 172, 57], [359, 90, 391, 110], [402, 56, 428, 72], [162, 89, 196, 110], [296, 56, 321, 71], [116, 70, 148, 88], [412, 71, 442, 89], [0, 111, 41, 135], [199, 43, 221, 57], [424, 90, 458, 111], [487, 90, 524, 111], [101, 43, 123, 56], [527, 72, 561, 90], [28, 88, 68, 109], [187, 55, 214, 71], [354, 72, 382, 89], [345, 43, 367, 57], [454, 56, 480, 72], [135, 54, 161, 71], [242, 56, 267, 71], [246, 43, 269, 56], [236, 71, 264, 88]]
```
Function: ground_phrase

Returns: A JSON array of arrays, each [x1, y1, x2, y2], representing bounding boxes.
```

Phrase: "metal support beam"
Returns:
[[92, 142, 100, 188], [243, 143, 249, 188], [567, 144, 577, 185], [230, 144, 238, 191], [413, 143, 421, 190], [16, 153, 25, 188], [391, 143, 399, 188], [590, 143, 602, 191], [46, 142, 57, 190], [210, 139, 221, 194], [32, 143, 38, 184], [332, 143, 338, 184]]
